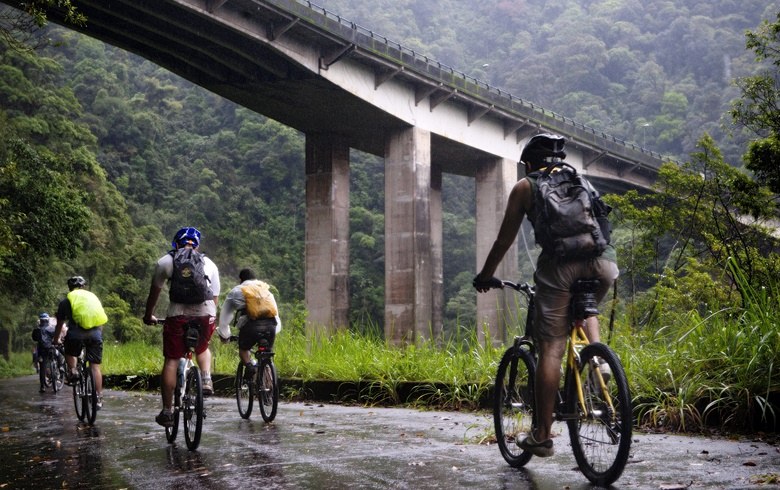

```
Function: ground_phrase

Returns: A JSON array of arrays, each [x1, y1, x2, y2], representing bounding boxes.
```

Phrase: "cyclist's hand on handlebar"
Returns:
[[473, 275, 503, 293], [143, 314, 158, 326]]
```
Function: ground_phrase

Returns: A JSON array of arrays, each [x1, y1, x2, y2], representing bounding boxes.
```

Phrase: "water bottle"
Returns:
[[178, 359, 186, 388]]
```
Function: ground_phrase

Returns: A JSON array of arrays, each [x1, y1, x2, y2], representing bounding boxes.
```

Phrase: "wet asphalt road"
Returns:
[[1, 375, 779, 489]]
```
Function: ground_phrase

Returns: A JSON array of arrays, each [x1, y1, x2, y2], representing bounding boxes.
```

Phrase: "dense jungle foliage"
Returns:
[[1, 0, 779, 430]]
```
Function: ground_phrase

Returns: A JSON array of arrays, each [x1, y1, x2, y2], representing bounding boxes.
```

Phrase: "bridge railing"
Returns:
[[289, 0, 667, 165]]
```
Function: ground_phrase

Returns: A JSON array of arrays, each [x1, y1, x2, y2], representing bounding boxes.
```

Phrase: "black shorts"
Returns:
[[63, 327, 103, 364], [238, 318, 277, 352]]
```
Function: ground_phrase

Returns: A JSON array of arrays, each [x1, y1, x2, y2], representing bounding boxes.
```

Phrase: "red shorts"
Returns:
[[163, 316, 215, 360]]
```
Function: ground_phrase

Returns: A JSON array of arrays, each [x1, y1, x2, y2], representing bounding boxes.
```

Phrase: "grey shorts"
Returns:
[[532, 256, 619, 341]]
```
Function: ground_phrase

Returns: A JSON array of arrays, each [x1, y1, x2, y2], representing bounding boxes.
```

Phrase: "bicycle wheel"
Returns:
[[165, 406, 180, 443], [236, 362, 253, 419], [55, 356, 66, 392], [183, 366, 203, 450], [258, 359, 278, 422], [493, 345, 536, 467], [47, 357, 61, 393], [82, 365, 98, 425], [73, 365, 86, 421], [567, 342, 632, 486]]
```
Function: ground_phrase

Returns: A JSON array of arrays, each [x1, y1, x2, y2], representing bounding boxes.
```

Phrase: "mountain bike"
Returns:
[[39, 346, 66, 393], [161, 318, 204, 451], [233, 335, 278, 422], [72, 347, 98, 425], [491, 278, 632, 486]]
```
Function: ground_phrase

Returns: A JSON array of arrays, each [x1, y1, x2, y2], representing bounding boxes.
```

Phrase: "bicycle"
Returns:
[[39, 345, 66, 393], [158, 318, 205, 451], [72, 347, 98, 425], [491, 278, 632, 486], [232, 335, 278, 422]]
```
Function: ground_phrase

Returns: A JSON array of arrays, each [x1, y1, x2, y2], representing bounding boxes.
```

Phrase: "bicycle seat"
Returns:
[[184, 321, 201, 350], [570, 278, 601, 319]]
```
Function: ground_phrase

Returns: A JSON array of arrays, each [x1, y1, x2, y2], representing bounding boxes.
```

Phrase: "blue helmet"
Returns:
[[39, 312, 49, 320], [171, 227, 201, 249]]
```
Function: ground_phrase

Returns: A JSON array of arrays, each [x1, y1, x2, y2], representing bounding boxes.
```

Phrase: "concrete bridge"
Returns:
[[3, 0, 667, 344]]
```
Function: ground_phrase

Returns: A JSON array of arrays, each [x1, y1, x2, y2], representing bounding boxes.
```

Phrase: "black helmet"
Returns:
[[67, 276, 86, 290], [520, 133, 567, 168]]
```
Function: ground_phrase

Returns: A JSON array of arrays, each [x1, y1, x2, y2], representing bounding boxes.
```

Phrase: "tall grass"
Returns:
[[629, 260, 779, 432]]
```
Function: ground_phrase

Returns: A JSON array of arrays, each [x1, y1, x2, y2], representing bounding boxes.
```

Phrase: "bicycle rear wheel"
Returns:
[[183, 366, 203, 450], [493, 344, 536, 467], [47, 357, 61, 393], [82, 365, 98, 425], [236, 362, 253, 419], [567, 342, 632, 486], [73, 366, 86, 421], [258, 359, 278, 422]]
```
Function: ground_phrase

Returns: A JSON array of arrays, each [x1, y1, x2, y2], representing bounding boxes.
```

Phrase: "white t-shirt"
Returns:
[[152, 251, 221, 317]]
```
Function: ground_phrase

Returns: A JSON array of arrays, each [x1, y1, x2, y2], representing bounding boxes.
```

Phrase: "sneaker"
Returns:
[[65, 371, 79, 386], [155, 409, 174, 427], [39, 386, 46, 393], [202, 378, 214, 397], [517, 433, 554, 457], [243, 363, 256, 379], [96, 396, 103, 410]]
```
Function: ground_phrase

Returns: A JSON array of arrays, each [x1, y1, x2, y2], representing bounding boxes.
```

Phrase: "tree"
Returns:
[[730, 11, 780, 193], [0, 0, 85, 52]]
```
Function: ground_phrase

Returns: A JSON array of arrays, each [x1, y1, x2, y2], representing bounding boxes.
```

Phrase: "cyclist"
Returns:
[[217, 268, 282, 375], [32, 312, 64, 392], [143, 226, 221, 428], [473, 133, 618, 457], [53, 276, 108, 409]]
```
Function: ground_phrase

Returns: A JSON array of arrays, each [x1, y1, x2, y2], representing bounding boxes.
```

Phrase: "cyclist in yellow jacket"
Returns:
[[53, 276, 108, 409]]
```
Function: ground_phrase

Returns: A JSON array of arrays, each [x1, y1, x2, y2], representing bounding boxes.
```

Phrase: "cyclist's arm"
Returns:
[[217, 290, 241, 340], [476, 178, 531, 282]]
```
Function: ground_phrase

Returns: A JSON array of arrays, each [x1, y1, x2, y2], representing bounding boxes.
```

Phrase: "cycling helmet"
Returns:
[[67, 276, 86, 290], [171, 227, 201, 250], [520, 133, 567, 170], [39, 312, 49, 320]]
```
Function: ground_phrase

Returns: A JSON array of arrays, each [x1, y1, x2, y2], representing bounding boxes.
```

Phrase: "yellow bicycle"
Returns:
[[492, 278, 632, 486]]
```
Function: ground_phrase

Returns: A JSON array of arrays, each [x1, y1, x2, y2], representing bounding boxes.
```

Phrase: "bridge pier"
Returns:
[[304, 134, 350, 333], [475, 157, 519, 346], [384, 127, 437, 345]]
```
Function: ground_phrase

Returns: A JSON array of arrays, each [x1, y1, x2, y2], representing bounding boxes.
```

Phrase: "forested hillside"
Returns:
[[0, 0, 777, 347]]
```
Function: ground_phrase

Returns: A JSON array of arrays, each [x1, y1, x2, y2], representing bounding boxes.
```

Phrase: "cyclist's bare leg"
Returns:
[[534, 337, 567, 441], [65, 354, 77, 377], [91, 363, 103, 395], [161, 357, 178, 409], [239, 349, 252, 365], [583, 317, 601, 344], [195, 348, 212, 380]]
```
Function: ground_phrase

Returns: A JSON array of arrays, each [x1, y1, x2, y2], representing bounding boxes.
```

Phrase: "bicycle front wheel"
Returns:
[[183, 366, 203, 450], [236, 362, 253, 419], [493, 345, 536, 467], [258, 359, 278, 422], [567, 342, 632, 486], [82, 366, 98, 425]]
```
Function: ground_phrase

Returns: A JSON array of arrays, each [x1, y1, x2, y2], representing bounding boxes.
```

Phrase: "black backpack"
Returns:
[[530, 162, 612, 259], [169, 248, 213, 304]]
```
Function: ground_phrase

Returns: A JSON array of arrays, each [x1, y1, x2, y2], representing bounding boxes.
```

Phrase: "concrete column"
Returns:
[[430, 164, 443, 342], [384, 127, 433, 345], [475, 157, 519, 345], [305, 134, 350, 333]]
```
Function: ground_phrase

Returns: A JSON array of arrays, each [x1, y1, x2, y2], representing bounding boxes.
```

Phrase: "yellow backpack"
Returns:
[[240, 280, 277, 320], [67, 289, 108, 329]]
